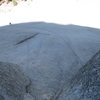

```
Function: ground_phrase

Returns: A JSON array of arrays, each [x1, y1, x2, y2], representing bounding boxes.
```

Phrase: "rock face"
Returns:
[[58, 50, 100, 100], [0, 22, 100, 100], [0, 62, 30, 100], [0, 52, 99, 100], [0, 95, 4, 100]]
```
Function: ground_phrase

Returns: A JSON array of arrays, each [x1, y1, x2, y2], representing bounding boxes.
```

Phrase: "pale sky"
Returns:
[[0, 0, 100, 28]]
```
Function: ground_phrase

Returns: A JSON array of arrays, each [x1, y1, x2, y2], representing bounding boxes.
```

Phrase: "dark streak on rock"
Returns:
[[25, 79, 32, 93], [16, 33, 39, 45]]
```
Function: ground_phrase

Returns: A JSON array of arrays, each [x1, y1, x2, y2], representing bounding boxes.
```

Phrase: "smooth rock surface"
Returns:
[[0, 62, 30, 100], [0, 22, 100, 100]]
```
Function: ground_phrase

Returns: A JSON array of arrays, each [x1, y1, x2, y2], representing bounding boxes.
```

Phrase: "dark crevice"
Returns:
[[16, 33, 39, 45], [25, 79, 37, 100], [25, 79, 32, 93]]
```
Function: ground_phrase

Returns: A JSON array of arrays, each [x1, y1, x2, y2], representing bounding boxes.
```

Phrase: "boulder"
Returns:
[[0, 22, 100, 100]]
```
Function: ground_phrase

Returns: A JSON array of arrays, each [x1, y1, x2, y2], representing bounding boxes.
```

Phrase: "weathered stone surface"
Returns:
[[0, 62, 30, 100], [58, 50, 100, 100], [0, 22, 100, 100], [0, 95, 4, 100], [24, 93, 35, 100]]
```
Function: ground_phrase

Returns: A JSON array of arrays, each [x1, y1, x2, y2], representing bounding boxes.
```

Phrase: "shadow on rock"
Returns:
[[0, 62, 30, 100], [57, 50, 100, 100]]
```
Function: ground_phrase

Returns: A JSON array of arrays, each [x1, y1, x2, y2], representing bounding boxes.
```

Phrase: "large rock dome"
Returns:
[[0, 22, 100, 100]]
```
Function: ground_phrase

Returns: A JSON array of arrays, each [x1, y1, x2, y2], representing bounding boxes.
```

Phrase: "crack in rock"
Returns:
[[16, 33, 39, 45], [25, 79, 32, 94]]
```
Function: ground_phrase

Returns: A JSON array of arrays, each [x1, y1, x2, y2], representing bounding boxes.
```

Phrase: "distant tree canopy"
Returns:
[[0, 0, 28, 6]]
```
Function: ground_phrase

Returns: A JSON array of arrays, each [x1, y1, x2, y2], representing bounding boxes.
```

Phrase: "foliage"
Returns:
[[0, 0, 27, 6], [12, 0, 18, 6]]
